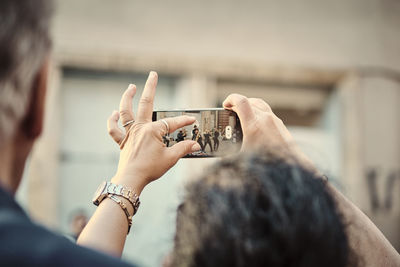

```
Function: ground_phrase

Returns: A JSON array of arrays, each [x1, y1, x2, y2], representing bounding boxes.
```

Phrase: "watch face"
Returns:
[[92, 181, 107, 205]]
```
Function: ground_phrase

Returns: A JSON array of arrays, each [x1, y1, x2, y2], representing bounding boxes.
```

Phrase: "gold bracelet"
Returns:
[[107, 195, 133, 234]]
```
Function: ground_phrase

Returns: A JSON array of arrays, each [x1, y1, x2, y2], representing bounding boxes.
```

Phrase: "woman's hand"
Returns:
[[107, 71, 201, 194], [223, 94, 316, 171], [223, 94, 294, 151]]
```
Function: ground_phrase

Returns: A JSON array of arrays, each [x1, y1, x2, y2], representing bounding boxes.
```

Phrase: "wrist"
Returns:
[[111, 173, 147, 196]]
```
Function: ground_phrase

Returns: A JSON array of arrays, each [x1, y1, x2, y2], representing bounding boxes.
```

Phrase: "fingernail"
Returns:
[[223, 101, 232, 108], [150, 71, 157, 77], [112, 110, 119, 119], [191, 143, 201, 152], [128, 84, 135, 90]]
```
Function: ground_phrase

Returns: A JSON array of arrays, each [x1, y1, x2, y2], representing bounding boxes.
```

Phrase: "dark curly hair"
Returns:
[[172, 151, 355, 267]]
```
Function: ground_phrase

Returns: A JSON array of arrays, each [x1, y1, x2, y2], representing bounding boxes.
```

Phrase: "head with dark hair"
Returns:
[[0, 0, 53, 148], [172, 151, 354, 267]]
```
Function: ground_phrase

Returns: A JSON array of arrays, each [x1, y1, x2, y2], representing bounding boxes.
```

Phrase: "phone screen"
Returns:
[[152, 109, 242, 158]]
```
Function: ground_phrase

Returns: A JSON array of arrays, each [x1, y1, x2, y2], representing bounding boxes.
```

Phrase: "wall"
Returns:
[[52, 0, 400, 76]]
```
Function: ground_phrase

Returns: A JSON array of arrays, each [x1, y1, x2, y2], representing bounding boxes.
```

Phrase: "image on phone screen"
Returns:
[[152, 109, 242, 158]]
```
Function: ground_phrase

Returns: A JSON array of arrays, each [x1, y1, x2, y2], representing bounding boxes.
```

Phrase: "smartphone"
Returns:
[[152, 108, 242, 158]]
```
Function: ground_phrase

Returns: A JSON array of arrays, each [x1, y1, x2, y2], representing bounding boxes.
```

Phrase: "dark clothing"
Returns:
[[213, 131, 220, 151], [194, 133, 204, 150], [191, 128, 198, 140], [203, 133, 213, 152], [204, 133, 211, 142], [163, 135, 170, 147], [177, 132, 186, 142], [197, 138, 204, 151], [0, 186, 135, 267], [192, 129, 204, 150]]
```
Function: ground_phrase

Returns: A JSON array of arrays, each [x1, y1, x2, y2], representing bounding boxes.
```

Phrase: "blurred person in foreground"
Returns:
[[0, 1, 399, 267]]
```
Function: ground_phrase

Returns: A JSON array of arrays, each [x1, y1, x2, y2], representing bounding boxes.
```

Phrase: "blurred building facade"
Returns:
[[16, 0, 400, 266]]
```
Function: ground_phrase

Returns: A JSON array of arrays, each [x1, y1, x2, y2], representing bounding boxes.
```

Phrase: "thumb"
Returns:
[[167, 140, 201, 161]]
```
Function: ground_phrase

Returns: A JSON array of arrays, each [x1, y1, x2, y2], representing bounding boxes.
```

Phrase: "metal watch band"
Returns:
[[106, 182, 141, 214], [93, 181, 141, 216], [106, 182, 139, 204], [107, 195, 133, 234]]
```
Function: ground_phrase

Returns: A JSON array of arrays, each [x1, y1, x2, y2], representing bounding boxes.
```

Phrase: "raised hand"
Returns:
[[107, 72, 200, 194], [223, 94, 317, 172]]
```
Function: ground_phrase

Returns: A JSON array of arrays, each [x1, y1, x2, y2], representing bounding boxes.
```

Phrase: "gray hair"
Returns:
[[0, 0, 53, 147]]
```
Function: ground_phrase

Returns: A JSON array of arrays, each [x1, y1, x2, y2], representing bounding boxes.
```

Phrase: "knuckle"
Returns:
[[257, 98, 266, 106], [119, 110, 131, 118], [236, 95, 249, 106], [108, 128, 118, 136], [180, 143, 193, 155], [255, 97, 264, 104], [255, 98, 271, 111], [261, 113, 274, 124], [224, 94, 234, 101], [171, 117, 178, 126], [139, 96, 153, 105], [226, 93, 236, 100], [231, 93, 242, 98], [185, 145, 193, 154]]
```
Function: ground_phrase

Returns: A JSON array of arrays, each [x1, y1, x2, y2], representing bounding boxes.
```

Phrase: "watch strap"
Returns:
[[106, 182, 140, 209], [93, 181, 141, 216]]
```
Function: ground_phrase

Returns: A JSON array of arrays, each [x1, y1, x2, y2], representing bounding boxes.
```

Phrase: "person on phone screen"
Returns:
[[191, 125, 198, 140], [162, 134, 170, 147], [203, 130, 213, 153], [193, 128, 204, 151], [213, 128, 220, 151], [176, 130, 186, 142]]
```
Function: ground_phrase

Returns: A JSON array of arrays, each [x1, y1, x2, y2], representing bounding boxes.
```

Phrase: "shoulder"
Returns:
[[0, 208, 135, 267]]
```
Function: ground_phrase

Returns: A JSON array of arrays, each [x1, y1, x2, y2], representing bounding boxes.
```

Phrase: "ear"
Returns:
[[21, 58, 50, 140]]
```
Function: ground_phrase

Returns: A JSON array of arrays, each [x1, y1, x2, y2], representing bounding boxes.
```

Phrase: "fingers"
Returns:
[[137, 71, 158, 122], [119, 84, 136, 129], [223, 94, 256, 129], [167, 140, 201, 161], [107, 110, 125, 144], [248, 98, 272, 113], [155, 115, 196, 134]]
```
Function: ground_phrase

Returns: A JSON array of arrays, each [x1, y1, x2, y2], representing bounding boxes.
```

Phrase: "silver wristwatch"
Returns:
[[92, 181, 140, 214]]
